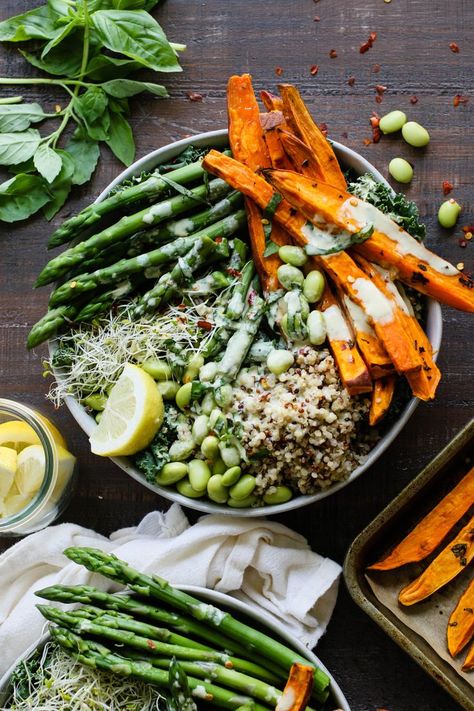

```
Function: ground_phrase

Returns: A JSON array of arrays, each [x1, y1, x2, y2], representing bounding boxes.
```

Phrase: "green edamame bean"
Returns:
[[155, 462, 188, 486], [141, 357, 172, 381], [219, 443, 241, 468], [401, 120, 430, 147], [378, 110, 407, 134], [307, 310, 327, 345], [200, 391, 216, 415], [229, 474, 256, 500], [192, 415, 209, 445], [201, 435, 220, 459], [303, 270, 325, 304], [169, 439, 195, 462], [283, 290, 309, 320], [221, 465, 242, 486], [176, 477, 206, 498], [175, 382, 193, 410], [278, 245, 308, 267], [212, 458, 228, 476], [263, 485, 293, 505], [277, 264, 304, 290], [82, 393, 108, 412], [280, 313, 290, 339], [199, 361, 218, 382], [183, 354, 205, 384], [388, 157, 413, 184], [95, 411, 102, 424], [214, 384, 233, 408], [227, 494, 257, 508], [266, 349, 294, 376], [438, 198, 461, 228], [157, 381, 180, 400], [207, 474, 229, 504], [188, 459, 211, 491]]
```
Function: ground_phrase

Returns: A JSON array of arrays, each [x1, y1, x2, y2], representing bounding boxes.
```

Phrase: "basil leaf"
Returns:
[[33, 144, 63, 183], [0, 129, 41, 166], [41, 19, 77, 58], [0, 173, 51, 223], [0, 7, 59, 42], [0, 103, 45, 132], [101, 79, 168, 98], [304, 223, 374, 256], [91, 10, 181, 73], [106, 112, 135, 165], [21, 43, 84, 77], [42, 150, 75, 220], [74, 87, 110, 141], [47, 0, 73, 15], [65, 127, 100, 186], [83, 54, 142, 80], [263, 240, 280, 257]]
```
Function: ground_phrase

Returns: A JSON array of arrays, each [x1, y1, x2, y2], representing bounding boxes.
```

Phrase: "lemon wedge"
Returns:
[[52, 446, 76, 503], [90, 363, 163, 456], [15, 444, 46, 496], [3, 492, 31, 517], [0, 419, 66, 452], [0, 446, 17, 498]]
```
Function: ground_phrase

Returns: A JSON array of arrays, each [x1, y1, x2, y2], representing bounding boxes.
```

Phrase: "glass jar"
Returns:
[[0, 399, 76, 536]]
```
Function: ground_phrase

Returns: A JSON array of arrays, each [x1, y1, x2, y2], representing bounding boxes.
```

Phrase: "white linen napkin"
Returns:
[[0, 504, 341, 676]]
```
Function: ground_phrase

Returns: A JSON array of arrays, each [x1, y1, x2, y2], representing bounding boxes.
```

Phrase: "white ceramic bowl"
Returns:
[[0, 585, 351, 710], [50, 129, 442, 516]]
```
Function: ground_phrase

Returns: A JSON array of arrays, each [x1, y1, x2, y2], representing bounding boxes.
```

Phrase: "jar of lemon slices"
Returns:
[[0, 399, 76, 536]]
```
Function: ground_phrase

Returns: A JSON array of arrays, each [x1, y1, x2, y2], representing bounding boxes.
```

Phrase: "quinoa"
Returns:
[[231, 346, 371, 495]]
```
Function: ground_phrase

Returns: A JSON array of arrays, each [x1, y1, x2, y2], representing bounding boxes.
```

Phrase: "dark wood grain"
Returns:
[[0, 1, 472, 709]]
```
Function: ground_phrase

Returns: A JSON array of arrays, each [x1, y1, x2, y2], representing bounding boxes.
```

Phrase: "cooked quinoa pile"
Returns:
[[232, 347, 371, 495]]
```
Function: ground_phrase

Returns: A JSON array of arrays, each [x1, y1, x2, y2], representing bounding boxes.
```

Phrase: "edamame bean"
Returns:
[[176, 478, 205, 498], [155, 462, 188, 486], [303, 270, 325, 304], [208, 408, 223, 429], [200, 391, 216, 415], [438, 198, 461, 228], [229, 474, 256, 500], [188, 459, 211, 491], [263, 485, 293, 505], [199, 361, 218, 382], [169, 439, 195, 462], [212, 458, 227, 476], [266, 349, 294, 376], [227, 494, 257, 508], [183, 354, 205, 384], [307, 310, 327, 345], [157, 381, 180, 400], [401, 120, 430, 147], [142, 357, 172, 381], [283, 290, 309, 320], [277, 264, 304, 290], [175, 382, 193, 410], [221, 465, 242, 486], [388, 157, 413, 184], [278, 245, 308, 267], [201, 435, 220, 459], [192, 415, 209, 445], [219, 443, 241, 468], [207, 474, 229, 504], [95, 411, 102, 424], [83, 393, 108, 411], [379, 110, 407, 134], [214, 384, 233, 408]]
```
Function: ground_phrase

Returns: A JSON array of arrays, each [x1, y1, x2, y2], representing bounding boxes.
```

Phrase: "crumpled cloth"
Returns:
[[0, 504, 341, 676]]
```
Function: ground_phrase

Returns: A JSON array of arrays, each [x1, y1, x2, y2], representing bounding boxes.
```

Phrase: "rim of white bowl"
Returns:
[[0, 584, 351, 711], [49, 129, 442, 517]]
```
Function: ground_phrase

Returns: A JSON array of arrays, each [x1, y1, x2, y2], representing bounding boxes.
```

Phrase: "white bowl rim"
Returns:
[[50, 128, 443, 517], [0, 583, 351, 711]]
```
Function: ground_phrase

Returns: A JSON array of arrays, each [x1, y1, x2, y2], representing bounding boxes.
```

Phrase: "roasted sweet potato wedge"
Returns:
[[447, 578, 474, 657], [277, 663, 314, 711], [369, 375, 397, 426]]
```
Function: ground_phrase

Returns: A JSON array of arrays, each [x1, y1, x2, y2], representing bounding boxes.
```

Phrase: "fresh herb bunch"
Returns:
[[0, 0, 185, 224]]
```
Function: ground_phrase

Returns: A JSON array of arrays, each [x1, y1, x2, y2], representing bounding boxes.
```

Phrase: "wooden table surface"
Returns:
[[0, 0, 472, 709]]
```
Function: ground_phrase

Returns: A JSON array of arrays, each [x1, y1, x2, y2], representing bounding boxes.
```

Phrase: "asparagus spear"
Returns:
[[168, 658, 198, 711], [75, 279, 140, 323], [63, 547, 330, 701], [50, 626, 269, 711], [284, 290, 308, 341], [228, 237, 248, 271], [225, 261, 255, 320], [36, 178, 231, 287], [186, 271, 232, 295], [27, 305, 78, 349]]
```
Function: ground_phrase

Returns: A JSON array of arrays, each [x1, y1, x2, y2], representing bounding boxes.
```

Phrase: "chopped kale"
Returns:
[[133, 405, 183, 483], [9, 649, 47, 702], [51, 344, 75, 370], [158, 145, 209, 173]]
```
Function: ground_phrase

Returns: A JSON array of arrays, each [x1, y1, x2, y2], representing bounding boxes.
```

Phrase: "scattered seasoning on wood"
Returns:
[[449, 42, 460, 53], [186, 91, 203, 102], [310, 64, 319, 75], [372, 63, 381, 73], [370, 113, 381, 142], [314, 15, 321, 21], [459, 239, 467, 248], [341, 131, 348, 139], [360, 31, 377, 53], [453, 94, 469, 107], [375, 84, 387, 95], [462, 224, 474, 234], [375, 95, 383, 104], [318, 122, 328, 136], [329, 49, 338, 58], [442, 180, 454, 195], [275, 66, 283, 76], [410, 95, 419, 104], [363, 138, 372, 146], [347, 76, 356, 86]]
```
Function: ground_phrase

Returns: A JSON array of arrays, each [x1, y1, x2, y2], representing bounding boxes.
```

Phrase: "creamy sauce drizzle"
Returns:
[[343, 295, 375, 334], [352, 278, 395, 325], [323, 304, 352, 342]]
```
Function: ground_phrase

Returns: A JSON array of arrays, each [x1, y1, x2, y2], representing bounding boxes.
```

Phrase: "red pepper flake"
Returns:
[[360, 31, 377, 54], [449, 42, 460, 53], [375, 84, 387, 95], [375, 95, 383, 104], [369, 31, 377, 42], [187, 91, 203, 102], [410, 95, 419, 104], [459, 239, 467, 248], [453, 94, 469, 107], [329, 49, 338, 58], [442, 180, 454, 195], [318, 122, 328, 136], [372, 63, 381, 73], [341, 131, 348, 139], [313, 15, 320, 21], [275, 66, 283, 76], [177, 303, 186, 311], [369, 115, 381, 142], [310, 64, 319, 75], [197, 320, 213, 331], [147, 640, 156, 650], [462, 224, 474, 233], [226, 267, 241, 277], [363, 138, 372, 146], [347, 76, 356, 86]]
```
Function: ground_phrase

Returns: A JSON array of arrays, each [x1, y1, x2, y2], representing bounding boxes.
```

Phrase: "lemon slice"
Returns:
[[15, 444, 46, 496], [90, 363, 164, 456], [52, 446, 76, 503], [0, 446, 17, 498], [2, 492, 31, 517], [0, 419, 66, 452]]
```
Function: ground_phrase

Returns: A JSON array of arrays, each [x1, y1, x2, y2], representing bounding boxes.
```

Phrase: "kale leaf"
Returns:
[[133, 404, 182, 483]]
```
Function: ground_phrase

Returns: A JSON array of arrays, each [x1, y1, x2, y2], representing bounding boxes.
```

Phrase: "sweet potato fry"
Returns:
[[447, 578, 474, 657], [278, 83, 347, 190], [369, 375, 397, 426], [276, 663, 314, 711], [279, 130, 325, 179], [369, 465, 474, 571], [260, 113, 294, 170], [398, 515, 474, 606], [260, 89, 285, 113], [320, 282, 373, 395], [462, 641, 474, 671]]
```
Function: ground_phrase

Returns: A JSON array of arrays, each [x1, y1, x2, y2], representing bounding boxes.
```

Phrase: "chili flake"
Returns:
[[372, 63, 381, 73], [310, 64, 319, 75], [360, 31, 377, 53], [348, 76, 356, 86], [329, 49, 338, 58], [449, 42, 460, 53], [275, 66, 283, 76], [197, 320, 213, 331], [459, 239, 467, 248], [442, 180, 454, 195], [318, 122, 328, 136], [410, 95, 419, 104], [314, 15, 321, 21], [375, 84, 387, 94], [363, 138, 372, 146], [375, 95, 383, 104], [187, 91, 203, 102], [453, 94, 469, 107], [462, 224, 474, 233]]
